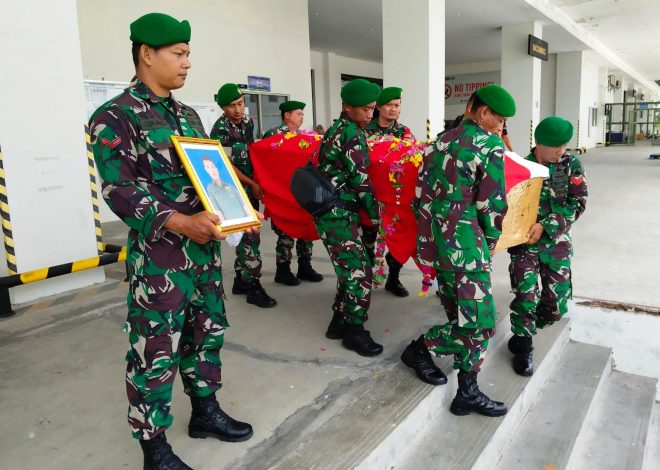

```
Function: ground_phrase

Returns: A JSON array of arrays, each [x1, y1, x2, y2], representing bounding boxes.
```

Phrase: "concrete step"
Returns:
[[569, 371, 657, 470], [495, 341, 612, 470], [391, 319, 571, 470]]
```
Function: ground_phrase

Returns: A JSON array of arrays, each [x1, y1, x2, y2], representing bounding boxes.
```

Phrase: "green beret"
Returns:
[[216, 83, 243, 107], [130, 13, 191, 47], [535, 117, 574, 147], [279, 101, 306, 113], [377, 87, 402, 106], [474, 85, 516, 117], [341, 79, 380, 106]]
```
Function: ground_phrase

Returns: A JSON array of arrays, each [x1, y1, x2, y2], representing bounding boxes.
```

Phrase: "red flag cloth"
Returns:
[[503, 152, 532, 194], [250, 133, 322, 240], [360, 139, 424, 265]]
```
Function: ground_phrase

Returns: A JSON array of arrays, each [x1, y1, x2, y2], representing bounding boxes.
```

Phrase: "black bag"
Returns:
[[290, 162, 340, 217]]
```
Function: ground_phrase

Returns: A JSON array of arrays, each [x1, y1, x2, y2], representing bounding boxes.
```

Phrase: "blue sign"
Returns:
[[639, 103, 649, 109], [248, 75, 271, 92]]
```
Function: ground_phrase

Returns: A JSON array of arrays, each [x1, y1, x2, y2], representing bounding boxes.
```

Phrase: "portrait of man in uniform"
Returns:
[[172, 136, 261, 233]]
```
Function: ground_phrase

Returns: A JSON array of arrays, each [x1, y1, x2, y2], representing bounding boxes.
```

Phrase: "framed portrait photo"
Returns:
[[171, 136, 261, 234]]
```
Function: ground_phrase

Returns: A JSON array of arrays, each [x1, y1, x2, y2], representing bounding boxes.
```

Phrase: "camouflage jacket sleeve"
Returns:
[[540, 155, 588, 239], [416, 143, 439, 268], [342, 126, 378, 222], [90, 107, 175, 242], [476, 143, 508, 250]]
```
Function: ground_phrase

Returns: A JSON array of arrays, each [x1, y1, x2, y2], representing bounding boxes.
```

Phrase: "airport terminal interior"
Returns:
[[1, 0, 659, 469]]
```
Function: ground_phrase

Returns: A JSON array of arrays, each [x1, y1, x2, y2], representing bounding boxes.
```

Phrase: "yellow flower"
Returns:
[[284, 132, 296, 140]]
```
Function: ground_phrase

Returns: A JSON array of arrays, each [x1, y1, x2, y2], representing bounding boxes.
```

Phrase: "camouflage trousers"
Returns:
[[316, 207, 372, 325], [360, 224, 378, 264], [508, 241, 572, 337], [125, 257, 228, 440], [423, 270, 497, 373], [235, 195, 261, 282], [272, 221, 313, 264]]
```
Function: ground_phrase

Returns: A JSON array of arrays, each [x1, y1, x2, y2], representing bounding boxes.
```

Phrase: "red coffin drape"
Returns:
[[250, 133, 321, 240], [360, 141, 421, 265]]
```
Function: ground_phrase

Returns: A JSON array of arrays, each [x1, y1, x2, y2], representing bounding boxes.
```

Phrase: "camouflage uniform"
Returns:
[[210, 115, 261, 282], [508, 152, 588, 336], [362, 119, 414, 259], [315, 114, 379, 325], [263, 122, 314, 264], [417, 118, 507, 372], [90, 79, 227, 440]]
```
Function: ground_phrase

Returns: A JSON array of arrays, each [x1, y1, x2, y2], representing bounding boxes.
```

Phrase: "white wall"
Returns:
[[77, 0, 313, 124], [0, 0, 105, 303], [310, 50, 383, 128], [579, 52, 601, 148], [540, 54, 557, 119]]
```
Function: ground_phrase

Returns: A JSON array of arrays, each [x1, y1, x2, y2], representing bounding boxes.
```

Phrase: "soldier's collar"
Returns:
[[131, 78, 181, 111]]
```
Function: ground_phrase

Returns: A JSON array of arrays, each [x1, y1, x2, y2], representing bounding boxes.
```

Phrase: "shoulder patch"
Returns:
[[101, 136, 122, 148]]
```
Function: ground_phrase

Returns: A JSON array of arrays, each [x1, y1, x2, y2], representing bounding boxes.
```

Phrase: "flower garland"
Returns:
[[367, 135, 429, 295], [268, 130, 321, 150]]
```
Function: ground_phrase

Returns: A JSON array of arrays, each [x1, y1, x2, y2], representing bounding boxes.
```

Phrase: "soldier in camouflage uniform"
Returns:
[[507, 116, 588, 376], [316, 79, 384, 357], [89, 13, 253, 470], [401, 85, 516, 417], [362, 86, 414, 298], [262, 100, 323, 286], [210, 83, 276, 308]]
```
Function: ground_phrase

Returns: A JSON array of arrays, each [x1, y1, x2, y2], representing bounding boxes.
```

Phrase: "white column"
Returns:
[[0, 0, 104, 303], [501, 21, 542, 154], [555, 52, 583, 148], [382, 0, 445, 139]]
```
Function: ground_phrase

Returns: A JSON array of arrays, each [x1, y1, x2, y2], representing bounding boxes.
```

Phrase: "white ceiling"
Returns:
[[308, 0, 660, 83]]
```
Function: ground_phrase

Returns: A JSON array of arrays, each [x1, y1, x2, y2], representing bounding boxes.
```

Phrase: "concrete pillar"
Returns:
[[501, 21, 542, 154], [0, 0, 104, 303], [556, 51, 584, 148], [382, 0, 445, 139]]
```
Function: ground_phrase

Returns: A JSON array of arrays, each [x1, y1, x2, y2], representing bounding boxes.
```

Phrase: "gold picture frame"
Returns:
[[171, 136, 261, 234]]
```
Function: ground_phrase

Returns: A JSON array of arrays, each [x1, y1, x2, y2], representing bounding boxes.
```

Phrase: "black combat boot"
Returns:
[[401, 336, 447, 385], [508, 334, 534, 376], [188, 394, 253, 442], [342, 323, 383, 357], [384, 253, 409, 297], [450, 370, 507, 417], [325, 312, 346, 340], [297, 256, 324, 282], [232, 272, 247, 295], [246, 280, 277, 308], [139, 432, 192, 470], [274, 262, 300, 286]]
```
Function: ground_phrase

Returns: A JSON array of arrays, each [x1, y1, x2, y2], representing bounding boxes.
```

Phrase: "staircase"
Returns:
[[267, 317, 657, 470]]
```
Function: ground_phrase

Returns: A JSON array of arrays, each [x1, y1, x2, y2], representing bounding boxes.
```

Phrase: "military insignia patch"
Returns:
[[570, 175, 584, 186], [101, 136, 122, 148]]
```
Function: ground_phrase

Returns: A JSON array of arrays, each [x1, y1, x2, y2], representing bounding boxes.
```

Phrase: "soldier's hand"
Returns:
[[526, 223, 543, 244], [244, 211, 265, 235], [250, 183, 264, 200], [166, 212, 227, 244]]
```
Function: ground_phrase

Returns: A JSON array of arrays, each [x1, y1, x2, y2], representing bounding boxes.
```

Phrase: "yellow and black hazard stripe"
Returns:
[[530, 120, 534, 150], [426, 118, 431, 143], [0, 147, 17, 275], [85, 125, 103, 254], [0, 248, 126, 289]]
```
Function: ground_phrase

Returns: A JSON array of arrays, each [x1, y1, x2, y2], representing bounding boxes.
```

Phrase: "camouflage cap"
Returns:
[[216, 83, 243, 106], [535, 116, 573, 147], [376, 87, 403, 106], [279, 101, 306, 112], [475, 85, 516, 117], [341, 79, 380, 106], [130, 13, 191, 47]]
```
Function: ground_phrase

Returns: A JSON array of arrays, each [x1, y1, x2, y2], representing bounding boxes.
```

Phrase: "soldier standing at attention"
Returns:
[[90, 13, 254, 469], [316, 79, 383, 357], [507, 117, 588, 376], [401, 85, 515, 417], [362, 86, 413, 298], [210, 83, 277, 308], [263, 100, 324, 286]]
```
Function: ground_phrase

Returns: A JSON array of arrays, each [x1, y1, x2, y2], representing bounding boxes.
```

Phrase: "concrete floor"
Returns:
[[0, 142, 658, 469]]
